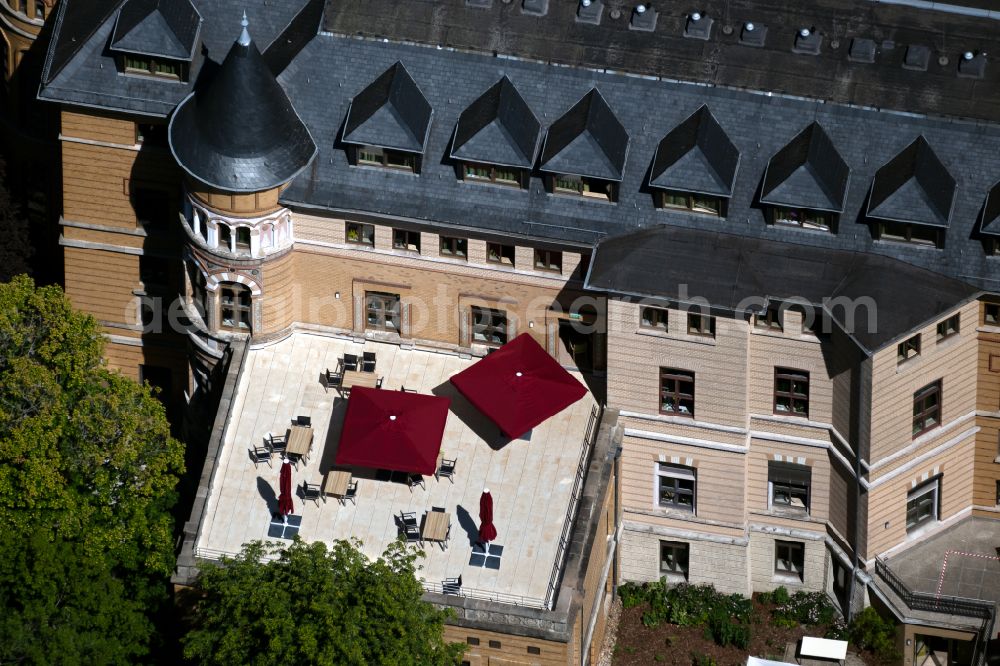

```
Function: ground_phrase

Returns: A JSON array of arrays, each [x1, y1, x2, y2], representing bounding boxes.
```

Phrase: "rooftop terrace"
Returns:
[[194, 333, 598, 609]]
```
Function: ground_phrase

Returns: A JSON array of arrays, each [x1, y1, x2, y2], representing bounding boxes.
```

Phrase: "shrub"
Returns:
[[771, 586, 791, 605], [691, 653, 717, 666], [849, 607, 901, 662], [705, 607, 751, 649], [772, 591, 837, 628], [757, 590, 774, 605], [618, 582, 647, 609]]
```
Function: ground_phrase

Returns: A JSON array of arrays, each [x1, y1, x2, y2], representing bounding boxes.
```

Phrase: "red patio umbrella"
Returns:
[[278, 458, 294, 519], [478, 489, 497, 544], [335, 387, 451, 476], [450, 333, 588, 439]]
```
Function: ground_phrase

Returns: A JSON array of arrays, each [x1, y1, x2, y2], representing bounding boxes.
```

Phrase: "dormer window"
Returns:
[[551, 175, 616, 202], [111, 0, 200, 83], [356, 146, 417, 172], [123, 55, 185, 80], [771, 207, 834, 231], [658, 190, 723, 216], [462, 162, 524, 188], [876, 221, 942, 248]]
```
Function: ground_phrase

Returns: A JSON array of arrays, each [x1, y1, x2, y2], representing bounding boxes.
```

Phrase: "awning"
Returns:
[[334, 387, 451, 476], [450, 333, 587, 439]]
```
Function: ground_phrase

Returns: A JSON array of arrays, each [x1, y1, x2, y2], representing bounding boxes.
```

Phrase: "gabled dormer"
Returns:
[[867, 136, 955, 248], [110, 0, 201, 82], [539, 88, 629, 203], [760, 122, 850, 232], [341, 61, 433, 174]]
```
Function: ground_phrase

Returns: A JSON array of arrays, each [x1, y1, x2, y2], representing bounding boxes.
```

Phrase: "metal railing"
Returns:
[[874, 558, 993, 619], [544, 404, 603, 610], [422, 580, 546, 609]]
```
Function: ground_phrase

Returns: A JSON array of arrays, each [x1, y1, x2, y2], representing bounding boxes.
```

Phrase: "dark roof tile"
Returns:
[[451, 76, 541, 169], [539, 88, 628, 182], [867, 136, 955, 228], [111, 0, 202, 61], [760, 122, 850, 212], [649, 105, 739, 197], [342, 61, 433, 153], [981, 180, 1000, 236]]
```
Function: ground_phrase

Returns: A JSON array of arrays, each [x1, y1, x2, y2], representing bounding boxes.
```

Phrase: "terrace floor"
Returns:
[[196, 332, 598, 607]]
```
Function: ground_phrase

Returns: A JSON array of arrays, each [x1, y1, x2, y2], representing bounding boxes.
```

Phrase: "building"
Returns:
[[35, 0, 1000, 663]]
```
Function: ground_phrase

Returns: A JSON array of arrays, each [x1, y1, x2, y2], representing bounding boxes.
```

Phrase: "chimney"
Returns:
[[683, 11, 713, 40], [629, 4, 658, 31], [576, 0, 603, 25]]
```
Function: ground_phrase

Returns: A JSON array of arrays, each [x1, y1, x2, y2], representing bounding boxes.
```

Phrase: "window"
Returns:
[[774, 541, 804, 580], [641, 307, 668, 330], [219, 283, 252, 333], [463, 162, 523, 187], [936, 314, 959, 341], [774, 368, 809, 417], [533, 249, 562, 273], [527, 646, 541, 655], [906, 478, 939, 532], [656, 463, 696, 512], [912, 381, 941, 437], [769, 461, 810, 512], [659, 190, 722, 216], [439, 236, 467, 259], [488, 640, 501, 649], [552, 174, 615, 202], [486, 242, 515, 266], [345, 222, 374, 245], [687, 312, 715, 337], [755, 306, 783, 331], [235, 227, 251, 253], [365, 291, 401, 332], [985, 304, 1000, 325], [659, 541, 690, 580], [16, 0, 25, 13], [123, 55, 183, 79], [877, 221, 942, 248], [897, 334, 921, 363], [392, 229, 420, 253], [660, 368, 694, 416], [132, 188, 170, 226], [771, 207, 833, 231], [136, 123, 168, 147], [217, 224, 232, 252], [357, 146, 416, 172], [471, 306, 507, 346], [466, 637, 479, 646], [34, 0, 44, 18]]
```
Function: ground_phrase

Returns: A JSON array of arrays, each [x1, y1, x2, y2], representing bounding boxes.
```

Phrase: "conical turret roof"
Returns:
[[168, 16, 316, 192]]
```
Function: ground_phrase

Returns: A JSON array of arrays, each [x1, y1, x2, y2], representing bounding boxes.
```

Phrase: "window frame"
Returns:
[[122, 55, 183, 80], [771, 206, 834, 231], [551, 174, 616, 202], [935, 314, 960, 341], [462, 162, 523, 188], [905, 478, 940, 532], [659, 541, 690, 580], [774, 540, 805, 580], [659, 367, 695, 417], [235, 226, 251, 253], [439, 236, 468, 259], [897, 334, 921, 363], [470, 305, 508, 347], [912, 380, 942, 438], [533, 249, 562, 273], [656, 463, 696, 513], [365, 291, 401, 333], [640, 306, 668, 331], [686, 312, 715, 337], [219, 283, 252, 333], [345, 222, 375, 246], [392, 228, 421, 253], [768, 461, 811, 512], [486, 242, 515, 267], [755, 306, 783, 331], [984, 304, 1000, 325], [356, 146, 417, 172], [658, 190, 723, 217], [877, 221, 942, 248], [774, 368, 810, 417]]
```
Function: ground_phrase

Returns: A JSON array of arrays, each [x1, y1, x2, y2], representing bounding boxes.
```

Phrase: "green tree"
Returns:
[[182, 539, 466, 666], [0, 275, 185, 664]]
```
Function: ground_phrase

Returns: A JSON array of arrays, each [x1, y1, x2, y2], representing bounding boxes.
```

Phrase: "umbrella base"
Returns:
[[469, 542, 504, 569], [267, 514, 301, 539]]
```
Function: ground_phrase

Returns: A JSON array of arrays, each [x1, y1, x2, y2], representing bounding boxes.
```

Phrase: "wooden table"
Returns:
[[323, 470, 352, 497], [286, 425, 313, 458], [422, 510, 451, 544], [341, 370, 378, 391]]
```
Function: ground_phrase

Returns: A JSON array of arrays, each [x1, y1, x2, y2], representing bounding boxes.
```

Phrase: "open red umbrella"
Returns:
[[278, 458, 294, 519], [478, 489, 497, 543]]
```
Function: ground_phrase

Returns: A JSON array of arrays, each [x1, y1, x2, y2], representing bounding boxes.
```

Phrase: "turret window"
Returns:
[[235, 227, 251, 253], [219, 283, 252, 333], [217, 224, 232, 252]]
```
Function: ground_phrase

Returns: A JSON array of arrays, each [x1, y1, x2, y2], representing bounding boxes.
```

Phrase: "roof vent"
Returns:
[[793, 27, 822, 55], [630, 4, 658, 31], [848, 37, 876, 63], [902, 44, 931, 71], [465, 0, 492, 7], [577, 0, 602, 24], [522, 0, 548, 16], [684, 11, 712, 40], [958, 50, 986, 78], [739, 21, 766, 47]]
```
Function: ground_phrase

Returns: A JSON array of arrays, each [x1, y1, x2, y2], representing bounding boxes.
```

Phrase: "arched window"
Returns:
[[219, 282, 252, 333], [187, 262, 207, 321], [235, 226, 251, 253], [261, 224, 274, 250], [217, 224, 232, 252], [34, 0, 44, 19]]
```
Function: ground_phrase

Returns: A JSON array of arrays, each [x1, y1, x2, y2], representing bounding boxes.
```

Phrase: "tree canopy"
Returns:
[[0, 275, 185, 664], [182, 539, 466, 666]]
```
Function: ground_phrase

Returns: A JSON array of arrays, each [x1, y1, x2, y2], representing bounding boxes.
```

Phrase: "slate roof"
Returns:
[[981, 181, 1000, 236], [322, 0, 1000, 124], [867, 136, 956, 228], [450, 76, 541, 169], [110, 0, 201, 61], [584, 225, 981, 353], [649, 105, 739, 197], [168, 28, 317, 192], [341, 62, 433, 154], [760, 123, 850, 213], [538, 89, 629, 182]]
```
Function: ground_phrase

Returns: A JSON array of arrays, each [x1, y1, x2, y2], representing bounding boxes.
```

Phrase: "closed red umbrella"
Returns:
[[478, 489, 497, 544], [278, 458, 294, 520]]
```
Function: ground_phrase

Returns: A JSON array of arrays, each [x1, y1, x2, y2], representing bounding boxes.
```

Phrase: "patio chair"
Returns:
[[375, 376, 384, 389], [343, 354, 359, 371], [286, 452, 304, 470], [400, 511, 417, 527], [301, 481, 324, 506], [407, 474, 425, 492], [324, 369, 343, 392], [403, 524, 422, 545], [441, 575, 462, 595], [435, 457, 457, 483], [296, 415, 311, 427], [266, 431, 287, 454], [400, 386, 417, 393], [248, 445, 272, 468], [339, 480, 358, 506], [362, 352, 376, 372]]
